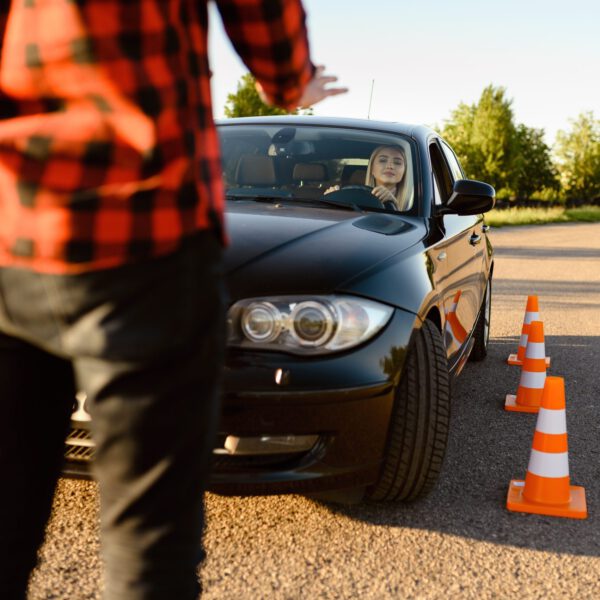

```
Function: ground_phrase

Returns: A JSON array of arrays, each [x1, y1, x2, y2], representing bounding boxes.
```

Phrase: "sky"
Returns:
[[207, 0, 599, 146]]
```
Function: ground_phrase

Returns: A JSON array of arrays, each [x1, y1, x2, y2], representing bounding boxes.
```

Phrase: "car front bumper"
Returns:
[[62, 309, 418, 496]]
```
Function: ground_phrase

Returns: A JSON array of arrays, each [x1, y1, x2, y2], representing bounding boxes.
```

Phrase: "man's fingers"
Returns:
[[316, 75, 340, 85], [324, 87, 348, 97], [255, 81, 268, 103]]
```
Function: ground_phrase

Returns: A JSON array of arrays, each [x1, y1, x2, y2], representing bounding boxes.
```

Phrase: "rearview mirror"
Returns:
[[441, 179, 496, 215]]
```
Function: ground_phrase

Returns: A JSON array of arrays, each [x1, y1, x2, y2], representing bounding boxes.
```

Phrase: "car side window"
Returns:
[[432, 173, 442, 206], [429, 142, 453, 205], [440, 141, 464, 182]]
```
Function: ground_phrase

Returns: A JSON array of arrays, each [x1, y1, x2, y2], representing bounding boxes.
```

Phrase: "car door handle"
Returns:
[[469, 233, 481, 246]]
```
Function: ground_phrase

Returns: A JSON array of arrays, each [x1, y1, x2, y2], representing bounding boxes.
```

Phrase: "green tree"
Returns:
[[554, 111, 600, 201], [442, 86, 517, 194], [470, 85, 517, 195], [512, 124, 558, 200], [223, 73, 313, 118], [442, 85, 561, 200], [439, 102, 480, 178]]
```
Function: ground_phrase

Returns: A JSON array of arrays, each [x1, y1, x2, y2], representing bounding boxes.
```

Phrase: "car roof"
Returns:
[[215, 116, 436, 146]]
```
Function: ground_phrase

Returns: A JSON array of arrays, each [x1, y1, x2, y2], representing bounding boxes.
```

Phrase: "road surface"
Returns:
[[28, 222, 600, 599]]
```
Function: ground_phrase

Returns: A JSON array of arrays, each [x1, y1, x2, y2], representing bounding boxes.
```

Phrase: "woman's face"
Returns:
[[371, 147, 406, 187]]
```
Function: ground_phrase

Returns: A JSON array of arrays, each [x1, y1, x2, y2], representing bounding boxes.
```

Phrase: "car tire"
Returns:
[[367, 319, 450, 503], [469, 279, 492, 362]]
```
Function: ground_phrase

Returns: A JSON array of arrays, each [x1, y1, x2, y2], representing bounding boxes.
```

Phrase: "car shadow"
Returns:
[[314, 334, 600, 558]]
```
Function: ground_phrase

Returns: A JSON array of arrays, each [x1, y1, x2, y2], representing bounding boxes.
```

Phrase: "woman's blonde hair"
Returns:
[[364, 145, 408, 210]]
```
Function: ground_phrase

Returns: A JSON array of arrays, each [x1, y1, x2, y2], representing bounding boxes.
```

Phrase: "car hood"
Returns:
[[224, 202, 427, 299]]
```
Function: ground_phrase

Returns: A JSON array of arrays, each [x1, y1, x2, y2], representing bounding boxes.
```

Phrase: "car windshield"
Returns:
[[218, 124, 416, 212]]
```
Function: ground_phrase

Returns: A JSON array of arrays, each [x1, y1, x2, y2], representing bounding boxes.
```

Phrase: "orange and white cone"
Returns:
[[506, 376, 587, 519], [505, 321, 548, 413], [445, 291, 467, 350], [507, 295, 551, 367]]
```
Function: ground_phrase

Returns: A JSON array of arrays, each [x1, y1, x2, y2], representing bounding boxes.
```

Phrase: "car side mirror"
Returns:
[[440, 179, 496, 215]]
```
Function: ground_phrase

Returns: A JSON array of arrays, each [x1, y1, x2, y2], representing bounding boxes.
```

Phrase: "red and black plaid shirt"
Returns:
[[0, 0, 313, 273]]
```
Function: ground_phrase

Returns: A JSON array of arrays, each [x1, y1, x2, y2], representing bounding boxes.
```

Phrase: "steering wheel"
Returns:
[[343, 184, 374, 193], [323, 185, 385, 210], [324, 185, 397, 211]]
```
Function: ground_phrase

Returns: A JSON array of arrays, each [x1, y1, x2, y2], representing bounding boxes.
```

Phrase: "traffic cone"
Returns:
[[507, 296, 551, 367], [506, 376, 587, 519], [505, 321, 548, 413], [445, 291, 467, 350]]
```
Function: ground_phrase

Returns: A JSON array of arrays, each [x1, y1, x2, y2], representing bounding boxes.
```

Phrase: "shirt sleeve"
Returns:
[[214, 0, 315, 111]]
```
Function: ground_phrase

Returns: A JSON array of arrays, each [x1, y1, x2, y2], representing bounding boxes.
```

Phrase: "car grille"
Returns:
[[65, 392, 319, 473], [64, 426, 312, 471]]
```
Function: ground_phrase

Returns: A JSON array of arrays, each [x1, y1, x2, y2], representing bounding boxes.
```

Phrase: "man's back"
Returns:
[[0, 4, 348, 597], [0, 0, 313, 273]]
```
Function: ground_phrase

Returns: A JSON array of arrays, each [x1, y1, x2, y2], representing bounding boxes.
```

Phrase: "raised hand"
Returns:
[[297, 65, 348, 108]]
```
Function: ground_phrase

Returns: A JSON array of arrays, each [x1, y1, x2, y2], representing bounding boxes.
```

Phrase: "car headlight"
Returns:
[[241, 302, 282, 343], [227, 295, 394, 355]]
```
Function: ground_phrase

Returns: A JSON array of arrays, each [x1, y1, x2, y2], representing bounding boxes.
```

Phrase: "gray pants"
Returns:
[[0, 232, 225, 599]]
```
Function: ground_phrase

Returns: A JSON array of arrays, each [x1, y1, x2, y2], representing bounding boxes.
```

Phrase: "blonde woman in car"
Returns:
[[364, 144, 408, 209], [326, 144, 408, 210]]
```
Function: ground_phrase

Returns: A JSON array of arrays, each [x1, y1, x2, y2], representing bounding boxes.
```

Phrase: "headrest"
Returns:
[[292, 163, 327, 182], [236, 155, 276, 185], [341, 165, 367, 186]]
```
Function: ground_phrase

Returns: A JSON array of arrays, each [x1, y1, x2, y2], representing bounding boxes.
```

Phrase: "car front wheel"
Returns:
[[367, 319, 451, 502]]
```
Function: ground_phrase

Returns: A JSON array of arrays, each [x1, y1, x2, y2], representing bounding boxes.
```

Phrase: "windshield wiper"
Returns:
[[317, 198, 362, 212], [225, 194, 284, 203], [226, 191, 361, 212]]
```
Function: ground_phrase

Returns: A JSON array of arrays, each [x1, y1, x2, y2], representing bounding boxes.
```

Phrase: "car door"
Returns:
[[428, 139, 486, 369]]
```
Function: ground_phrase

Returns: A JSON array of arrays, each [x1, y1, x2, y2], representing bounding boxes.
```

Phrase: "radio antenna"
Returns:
[[367, 79, 375, 119]]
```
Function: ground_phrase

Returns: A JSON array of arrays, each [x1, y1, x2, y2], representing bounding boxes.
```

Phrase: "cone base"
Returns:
[[506, 480, 587, 519], [507, 353, 551, 367], [504, 394, 540, 413], [507, 353, 523, 366]]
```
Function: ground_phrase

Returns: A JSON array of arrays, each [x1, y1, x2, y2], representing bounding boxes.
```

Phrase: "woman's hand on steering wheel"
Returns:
[[323, 185, 340, 195], [371, 185, 396, 204]]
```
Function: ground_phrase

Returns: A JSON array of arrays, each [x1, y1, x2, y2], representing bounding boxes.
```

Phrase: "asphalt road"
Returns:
[[29, 222, 600, 599]]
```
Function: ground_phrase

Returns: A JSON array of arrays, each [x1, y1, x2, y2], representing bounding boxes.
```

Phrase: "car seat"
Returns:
[[340, 165, 367, 187], [292, 163, 329, 199], [235, 155, 277, 186]]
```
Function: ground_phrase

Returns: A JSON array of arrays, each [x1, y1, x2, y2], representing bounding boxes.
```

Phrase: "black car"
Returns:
[[64, 116, 495, 504]]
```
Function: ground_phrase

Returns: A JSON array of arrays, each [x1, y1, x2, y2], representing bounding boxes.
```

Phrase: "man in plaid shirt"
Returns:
[[0, 1, 346, 598]]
